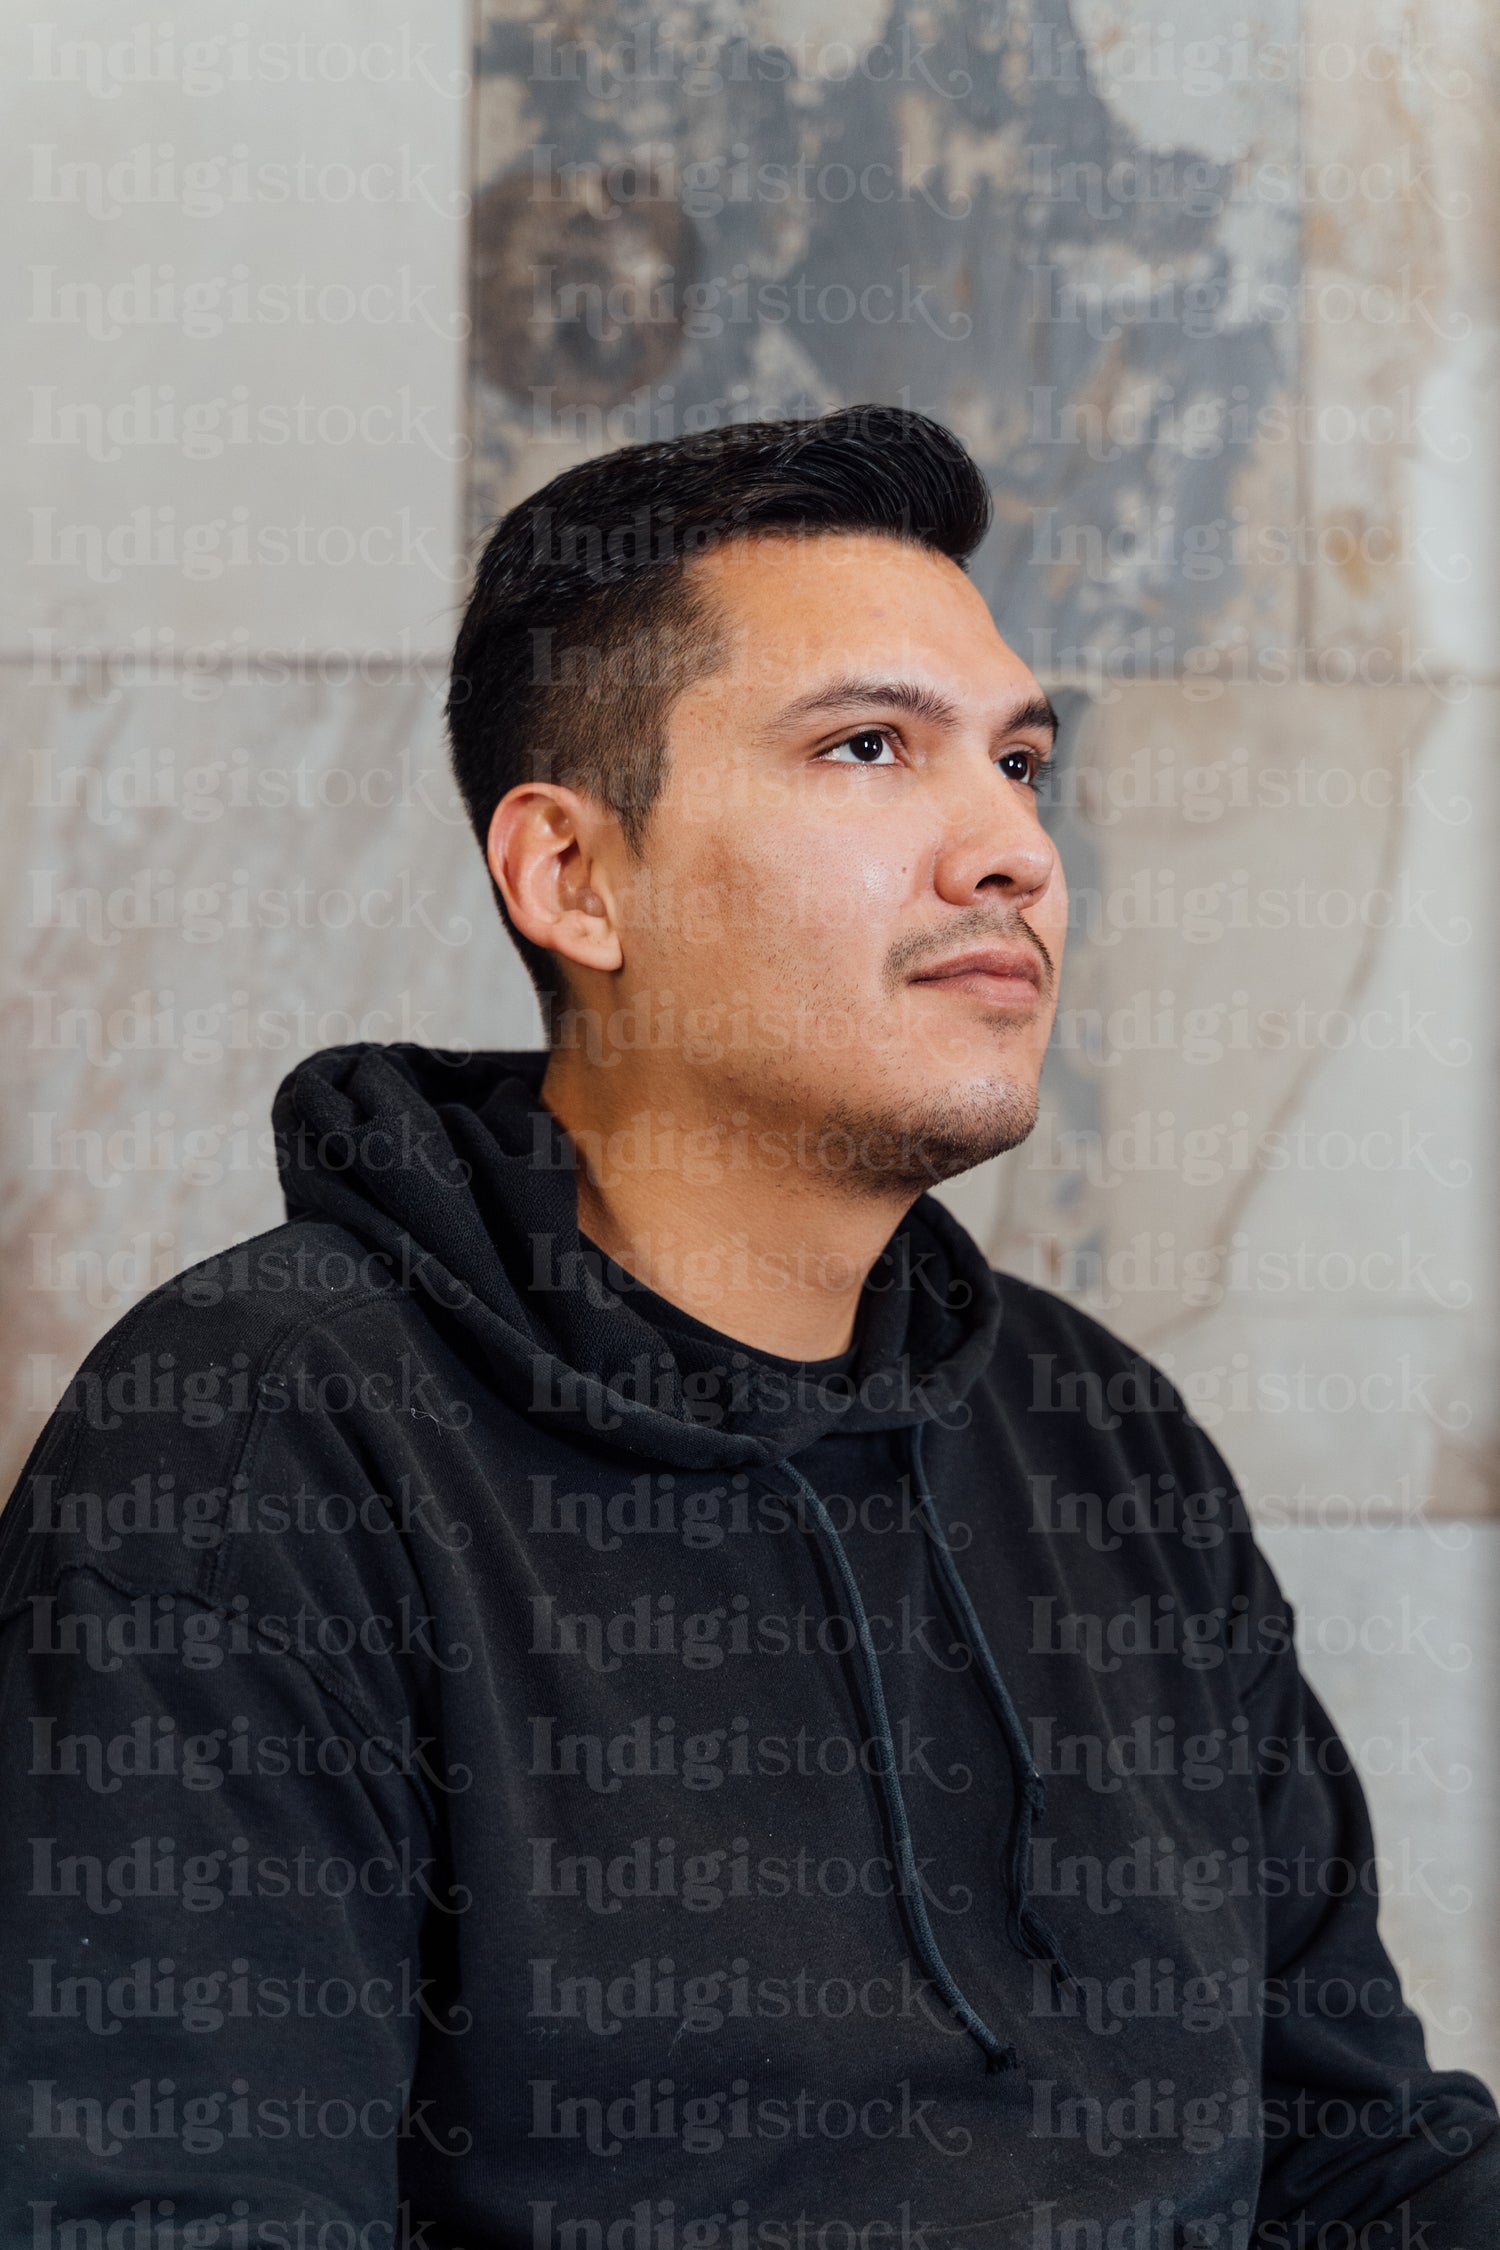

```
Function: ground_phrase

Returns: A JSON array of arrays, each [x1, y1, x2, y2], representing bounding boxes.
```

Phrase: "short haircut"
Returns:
[[445, 402, 993, 1029]]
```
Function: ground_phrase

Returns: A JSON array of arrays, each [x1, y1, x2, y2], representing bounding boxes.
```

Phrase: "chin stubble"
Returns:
[[814, 1071, 1041, 1199]]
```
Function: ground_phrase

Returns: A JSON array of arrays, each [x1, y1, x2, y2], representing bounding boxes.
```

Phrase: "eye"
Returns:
[[997, 746, 1042, 787], [817, 728, 899, 767]]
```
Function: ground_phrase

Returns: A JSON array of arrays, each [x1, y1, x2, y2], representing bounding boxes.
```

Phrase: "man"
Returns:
[[1, 406, 1495, 2246]]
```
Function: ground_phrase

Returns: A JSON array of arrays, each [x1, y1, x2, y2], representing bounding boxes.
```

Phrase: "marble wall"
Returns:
[[7, 0, 1497, 2081]]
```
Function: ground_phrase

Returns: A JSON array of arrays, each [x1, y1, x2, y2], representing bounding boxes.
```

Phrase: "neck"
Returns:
[[539, 1050, 917, 1360]]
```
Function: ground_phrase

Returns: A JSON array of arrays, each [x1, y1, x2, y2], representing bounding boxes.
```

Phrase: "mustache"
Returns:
[[884, 914, 1056, 996]]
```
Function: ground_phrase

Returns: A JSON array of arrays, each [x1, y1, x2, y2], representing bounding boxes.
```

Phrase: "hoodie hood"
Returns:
[[271, 1039, 1072, 2077], [272, 1041, 1002, 1475]]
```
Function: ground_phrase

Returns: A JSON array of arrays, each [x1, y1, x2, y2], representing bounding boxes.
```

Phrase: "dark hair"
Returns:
[[445, 402, 992, 1028]]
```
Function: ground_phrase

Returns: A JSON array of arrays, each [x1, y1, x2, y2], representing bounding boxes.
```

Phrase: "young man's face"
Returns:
[[611, 529, 1068, 1191]]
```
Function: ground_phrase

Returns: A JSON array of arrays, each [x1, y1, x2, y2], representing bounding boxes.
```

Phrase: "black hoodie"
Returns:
[[2, 1042, 1496, 2248]]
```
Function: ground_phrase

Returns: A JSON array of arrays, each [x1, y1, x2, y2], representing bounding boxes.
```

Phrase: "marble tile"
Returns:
[[1256, 1522, 1500, 2086], [950, 684, 1474, 1275], [0, 0, 471, 657], [469, 0, 1302, 673], [0, 664, 542, 1496], [1301, 0, 1499, 676], [935, 678, 1499, 1520], [1151, 1308, 1492, 1523]]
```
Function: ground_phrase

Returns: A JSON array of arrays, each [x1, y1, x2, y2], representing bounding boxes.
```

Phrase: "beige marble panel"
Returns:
[[934, 678, 1499, 1513], [1257, 1522, 1500, 2087], [1153, 1307, 1491, 1522], [0, 664, 542, 1496], [0, 0, 471, 657], [961, 683, 1458, 1289], [1301, 0, 1499, 676]]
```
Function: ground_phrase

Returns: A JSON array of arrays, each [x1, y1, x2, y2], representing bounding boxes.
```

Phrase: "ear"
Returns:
[[486, 784, 625, 978]]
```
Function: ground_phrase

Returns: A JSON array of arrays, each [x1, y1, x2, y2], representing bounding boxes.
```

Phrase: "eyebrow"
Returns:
[[761, 675, 1061, 750]]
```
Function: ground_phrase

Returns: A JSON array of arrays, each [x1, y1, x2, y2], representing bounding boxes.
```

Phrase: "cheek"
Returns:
[[685, 827, 862, 949], [661, 804, 914, 990], [784, 816, 914, 943], [1036, 861, 1069, 956], [854, 847, 913, 909], [784, 859, 904, 956], [644, 824, 742, 957]]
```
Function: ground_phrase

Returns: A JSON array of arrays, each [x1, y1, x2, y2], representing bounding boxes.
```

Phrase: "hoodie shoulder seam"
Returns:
[[0, 1561, 440, 1837], [7, 1262, 413, 1621], [200, 1282, 421, 1609]]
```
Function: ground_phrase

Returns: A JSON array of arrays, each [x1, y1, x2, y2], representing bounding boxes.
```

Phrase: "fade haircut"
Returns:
[[445, 402, 993, 1031]]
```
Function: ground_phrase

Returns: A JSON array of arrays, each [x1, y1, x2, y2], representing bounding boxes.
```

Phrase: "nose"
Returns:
[[929, 778, 1060, 913]]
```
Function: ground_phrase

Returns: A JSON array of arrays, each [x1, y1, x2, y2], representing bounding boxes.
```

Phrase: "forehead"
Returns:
[[682, 530, 1034, 700]]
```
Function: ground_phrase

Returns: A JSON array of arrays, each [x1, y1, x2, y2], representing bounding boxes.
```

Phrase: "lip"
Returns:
[[908, 947, 1044, 1003]]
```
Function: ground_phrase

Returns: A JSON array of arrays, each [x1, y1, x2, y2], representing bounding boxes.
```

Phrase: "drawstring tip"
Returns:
[[984, 2043, 1020, 2075]]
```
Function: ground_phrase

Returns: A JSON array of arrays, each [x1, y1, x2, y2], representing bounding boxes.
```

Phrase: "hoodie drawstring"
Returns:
[[906, 1419, 1076, 2002], [777, 1453, 1020, 2077], [777, 1421, 1075, 2080]]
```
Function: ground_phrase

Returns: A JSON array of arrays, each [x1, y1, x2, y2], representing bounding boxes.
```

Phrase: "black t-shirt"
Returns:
[[575, 1229, 865, 1440]]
